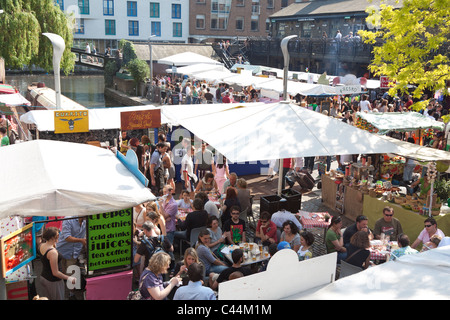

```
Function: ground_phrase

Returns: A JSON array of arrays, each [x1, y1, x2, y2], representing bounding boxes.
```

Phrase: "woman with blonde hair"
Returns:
[[139, 252, 181, 300]]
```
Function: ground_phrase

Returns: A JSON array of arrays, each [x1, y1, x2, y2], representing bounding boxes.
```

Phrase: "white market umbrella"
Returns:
[[161, 101, 403, 163], [190, 70, 234, 82], [0, 139, 155, 218], [157, 52, 222, 66], [165, 63, 227, 76]]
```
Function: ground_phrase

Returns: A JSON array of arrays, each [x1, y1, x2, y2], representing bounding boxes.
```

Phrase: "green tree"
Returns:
[[0, 0, 75, 73], [359, 0, 450, 117], [119, 39, 138, 66], [127, 58, 149, 96]]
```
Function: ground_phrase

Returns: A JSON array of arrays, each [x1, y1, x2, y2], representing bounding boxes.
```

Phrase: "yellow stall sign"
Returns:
[[54, 110, 89, 134]]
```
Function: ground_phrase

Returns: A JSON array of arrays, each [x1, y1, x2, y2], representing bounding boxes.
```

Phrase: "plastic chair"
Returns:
[[338, 260, 363, 279]]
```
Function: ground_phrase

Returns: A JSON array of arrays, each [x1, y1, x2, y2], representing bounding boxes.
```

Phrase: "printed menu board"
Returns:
[[86, 208, 133, 274]]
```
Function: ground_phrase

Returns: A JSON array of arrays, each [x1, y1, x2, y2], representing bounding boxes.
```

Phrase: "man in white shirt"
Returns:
[[271, 210, 302, 230]]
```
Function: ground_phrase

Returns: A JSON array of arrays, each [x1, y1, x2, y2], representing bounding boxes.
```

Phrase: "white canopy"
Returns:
[[286, 246, 450, 300], [161, 102, 403, 163], [157, 52, 222, 66], [0, 140, 155, 218], [190, 70, 234, 82], [379, 135, 450, 163], [253, 79, 337, 97], [165, 63, 227, 76], [20, 105, 165, 132], [221, 74, 275, 87], [0, 93, 31, 106]]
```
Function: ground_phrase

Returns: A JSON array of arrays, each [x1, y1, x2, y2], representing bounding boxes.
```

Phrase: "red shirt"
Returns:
[[222, 95, 231, 103], [256, 220, 277, 242], [283, 158, 292, 168]]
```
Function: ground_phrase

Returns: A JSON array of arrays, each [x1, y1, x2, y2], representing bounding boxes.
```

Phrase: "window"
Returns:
[[78, 0, 89, 14], [172, 4, 181, 19], [196, 15, 205, 29], [236, 17, 244, 30], [267, 0, 274, 9], [105, 19, 116, 35], [127, 1, 137, 16], [173, 22, 182, 37], [55, 0, 64, 10], [236, 0, 245, 6], [103, 0, 114, 16], [75, 18, 85, 34], [151, 21, 161, 36], [150, 2, 160, 18], [251, 18, 259, 31], [281, 0, 288, 7], [129, 20, 139, 36]]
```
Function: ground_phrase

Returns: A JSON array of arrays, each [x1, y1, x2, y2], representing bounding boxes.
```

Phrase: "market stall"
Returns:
[[0, 140, 155, 300]]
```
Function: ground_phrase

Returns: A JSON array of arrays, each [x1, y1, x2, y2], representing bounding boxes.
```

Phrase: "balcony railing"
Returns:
[[247, 38, 374, 62]]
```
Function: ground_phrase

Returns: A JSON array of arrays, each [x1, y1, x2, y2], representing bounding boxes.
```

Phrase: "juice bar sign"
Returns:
[[87, 209, 133, 273]]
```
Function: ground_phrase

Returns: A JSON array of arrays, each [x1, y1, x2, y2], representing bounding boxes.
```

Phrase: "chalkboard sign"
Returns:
[[171, 94, 180, 105], [86, 208, 133, 275], [320, 101, 331, 115]]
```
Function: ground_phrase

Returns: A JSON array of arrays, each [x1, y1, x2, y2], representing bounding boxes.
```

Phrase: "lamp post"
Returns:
[[277, 35, 298, 195], [148, 35, 156, 84], [43, 33, 65, 110]]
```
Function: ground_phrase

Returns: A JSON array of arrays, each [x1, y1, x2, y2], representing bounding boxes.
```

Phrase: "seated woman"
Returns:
[[345, 231, 371, 269], [195, 172, 218, 193], [206, 216, 226, 258], [139, 252, 181, 300], [220, 187, 241, 226], [325, 216, 347, 263], [298, 230, 315, 261], [195, 229, 228, 278], [279, 220, 301, 252]]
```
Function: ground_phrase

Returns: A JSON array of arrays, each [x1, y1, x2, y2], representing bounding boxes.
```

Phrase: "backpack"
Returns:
[[141, 235, 165, 258]]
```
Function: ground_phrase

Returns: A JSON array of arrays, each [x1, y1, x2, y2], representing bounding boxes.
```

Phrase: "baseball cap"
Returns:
[[277, 241, 291, 251]]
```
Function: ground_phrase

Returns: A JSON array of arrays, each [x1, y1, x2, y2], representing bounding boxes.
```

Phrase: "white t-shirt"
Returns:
[[177, 199, 192, 209], [181, 154, 194, 183], [360, 100, 371, 112]]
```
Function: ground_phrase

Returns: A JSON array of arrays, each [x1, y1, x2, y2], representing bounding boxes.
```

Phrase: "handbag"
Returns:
[[127, 270, 150, 300], [345, 249, 362, 263]]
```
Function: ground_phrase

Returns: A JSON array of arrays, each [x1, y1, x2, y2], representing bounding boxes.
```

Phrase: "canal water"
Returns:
[[5, 73, 118, 109]]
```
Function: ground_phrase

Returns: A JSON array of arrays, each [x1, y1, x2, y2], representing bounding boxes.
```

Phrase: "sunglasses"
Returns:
[[384, 214, 394, 217], [424, 224, 433, 228]]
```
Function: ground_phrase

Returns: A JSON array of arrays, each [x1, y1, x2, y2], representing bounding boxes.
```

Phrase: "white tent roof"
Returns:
[[190, 69, 234, 82], [20, 105, 165, 132], [157, 51, 222, 66], [253, 79, 337, 97], [286, 245, 450, 300], [0, 93, 31, 106], [0, 140, 155, 218], [161, 102, 403, 163], [221, 74, 275, 87], [165, 63, 227, 76], [379, 135, 450, 162]]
